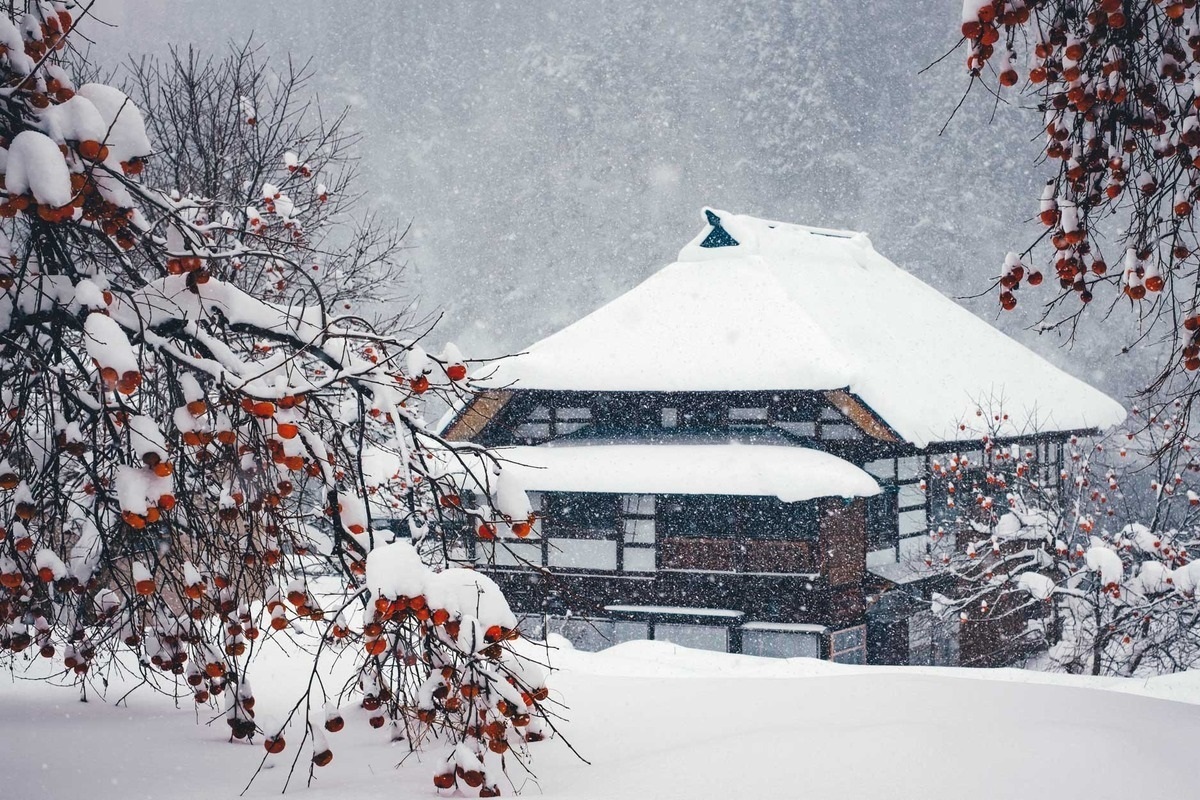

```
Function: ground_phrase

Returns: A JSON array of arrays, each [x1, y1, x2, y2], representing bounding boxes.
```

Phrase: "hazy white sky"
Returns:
[[86, 1, 1152, 404]]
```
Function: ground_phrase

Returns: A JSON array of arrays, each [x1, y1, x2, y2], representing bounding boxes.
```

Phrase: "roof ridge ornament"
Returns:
[[699, 209, 739, 248]]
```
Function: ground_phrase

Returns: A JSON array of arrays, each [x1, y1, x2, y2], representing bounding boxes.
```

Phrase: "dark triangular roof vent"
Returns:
[[700, 209, 739, 248]]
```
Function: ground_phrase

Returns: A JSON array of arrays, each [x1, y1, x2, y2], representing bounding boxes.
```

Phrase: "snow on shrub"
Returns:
[[6, 130, 72, 208], [76, 83, 152, 166], [1016, 572, 1055, 602]]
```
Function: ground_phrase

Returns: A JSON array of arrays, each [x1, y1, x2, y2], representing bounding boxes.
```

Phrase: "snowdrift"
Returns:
[[1, 639, 1196, 799]]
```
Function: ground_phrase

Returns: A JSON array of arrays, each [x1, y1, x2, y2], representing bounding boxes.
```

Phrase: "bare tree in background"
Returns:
[[122, 40, 414, 329]]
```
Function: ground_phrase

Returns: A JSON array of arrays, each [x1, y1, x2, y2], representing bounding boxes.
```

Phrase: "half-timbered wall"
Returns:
[[861, 442, 1068, 571], [477, 390, 878, 455], [474, 492, 822, 576]]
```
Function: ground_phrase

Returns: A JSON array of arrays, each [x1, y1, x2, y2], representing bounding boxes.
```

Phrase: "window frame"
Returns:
[[620, 493, 657, 572], [480, 491, 662, 574], [864, 455, 930, 563], [830, 624, 867, 664]]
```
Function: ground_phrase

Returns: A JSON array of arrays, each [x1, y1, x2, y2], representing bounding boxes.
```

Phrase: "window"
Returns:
[[545, 617, 650, 651], [655, 623, 729, 652], [816, 405, 863, 441], [661, 407, 678, 428], [505, 401, 594, 443], [899, 535, 927, 559], [512, 405, 552, 442], [623, 548, 656, 572], [515, 421, 550, 441], [897, 465, 928, 553], [864, 459, 895, 480], [830, 625, 867, 664], [621, 494, 656, 572], [548, 538, 617, 570], [728, 407, 769, 431], [820, 423, 862, 441], [898, 483, 926, 509], [899, 508, 927, 535], [742, 629, 822, 659], [622, 517, 655, 545], [621, 495, 655, 538], [481, 492, 657, 573], [554, 406, 592, 436], [897, 456, 923, 480], [864, 456, 928, 562], [544, 493, 617, 571], [866, 486, 899, 551]]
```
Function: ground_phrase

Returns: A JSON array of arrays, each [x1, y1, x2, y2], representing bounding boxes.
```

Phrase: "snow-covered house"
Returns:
[[443, 208, 1126, 665]]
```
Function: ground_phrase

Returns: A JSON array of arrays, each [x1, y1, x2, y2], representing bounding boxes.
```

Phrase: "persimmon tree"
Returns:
[[955, 1, 1200, 406], [0, 3, 556, 794], [926, 410, 1200, 674]]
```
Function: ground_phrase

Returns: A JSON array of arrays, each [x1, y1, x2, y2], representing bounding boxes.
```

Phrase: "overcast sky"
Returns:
[[88, 1, 1153, 404]]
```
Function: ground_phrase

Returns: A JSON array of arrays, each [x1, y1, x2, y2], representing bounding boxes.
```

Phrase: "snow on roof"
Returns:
[[739, 621, 829, 633], [868, 559, 939, 586], [482, 208, 1126, 447], [493, 442, 880, 502], [604, 605, 745, 618]]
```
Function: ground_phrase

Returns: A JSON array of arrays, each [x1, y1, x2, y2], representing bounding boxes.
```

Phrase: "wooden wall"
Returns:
[[659, 538, 818, 573], [820, 497, 866, 587]]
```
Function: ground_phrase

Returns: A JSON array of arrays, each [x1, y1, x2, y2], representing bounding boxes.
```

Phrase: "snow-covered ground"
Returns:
[[3, 639, 1198, 799]]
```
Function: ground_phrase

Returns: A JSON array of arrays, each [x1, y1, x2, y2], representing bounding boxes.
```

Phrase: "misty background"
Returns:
[[90, 0, 1154, 405]]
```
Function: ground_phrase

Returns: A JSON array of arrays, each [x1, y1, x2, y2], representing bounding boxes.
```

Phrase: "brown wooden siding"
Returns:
[[660, 538, 737, 571], [824, 390, 899, 443], [443, 390, 513, 442], [659, 538, 818, 574], [820, 497, 866, 587], [743, 539, 817, 573]]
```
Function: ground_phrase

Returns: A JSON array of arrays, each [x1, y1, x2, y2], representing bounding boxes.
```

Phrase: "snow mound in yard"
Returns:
[[2, 640, 1198, 800]]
